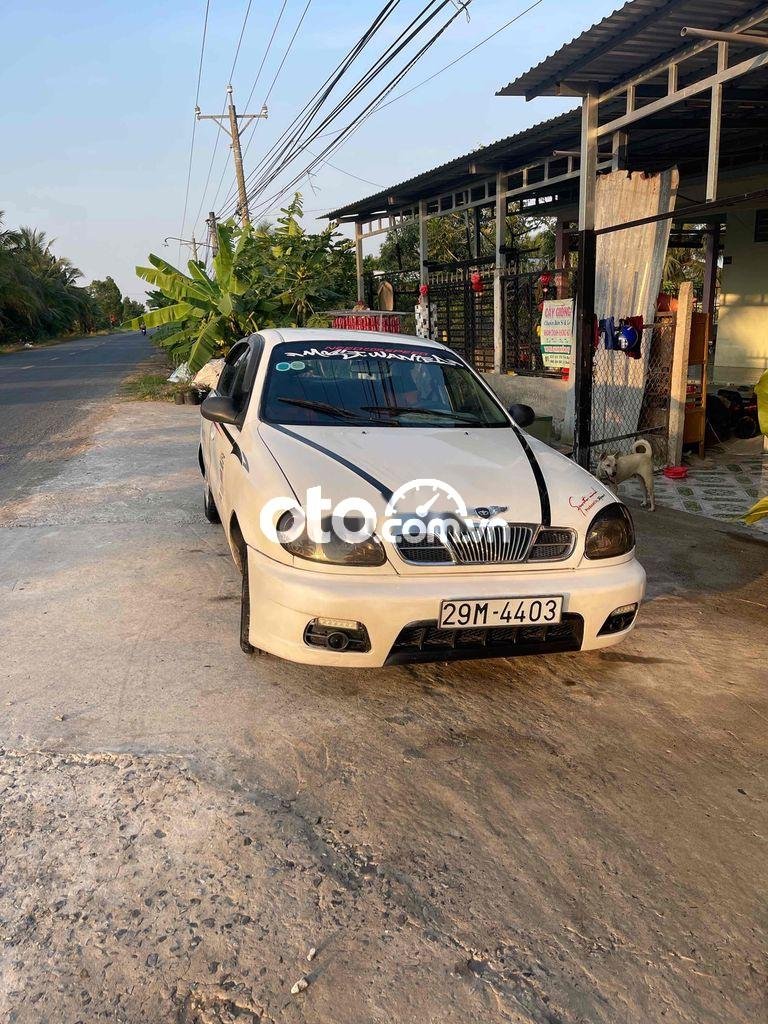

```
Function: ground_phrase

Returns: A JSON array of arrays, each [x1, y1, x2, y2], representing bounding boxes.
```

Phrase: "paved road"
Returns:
[[0, 331, 155, 505]]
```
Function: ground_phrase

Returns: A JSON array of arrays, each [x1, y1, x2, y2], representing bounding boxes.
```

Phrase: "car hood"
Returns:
[[258, 423, 614, 533]]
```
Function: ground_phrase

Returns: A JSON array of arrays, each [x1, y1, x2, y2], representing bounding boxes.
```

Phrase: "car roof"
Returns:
[[257, 327, 449, 352]]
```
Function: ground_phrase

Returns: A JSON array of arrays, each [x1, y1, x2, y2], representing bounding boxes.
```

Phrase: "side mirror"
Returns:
[[201, 394, 239, 425], [509, 403, 536, 428]]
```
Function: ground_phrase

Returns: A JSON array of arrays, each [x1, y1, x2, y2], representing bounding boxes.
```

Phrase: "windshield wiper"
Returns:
[[277, 397, 366, 421], [360, 405, 481, 425]]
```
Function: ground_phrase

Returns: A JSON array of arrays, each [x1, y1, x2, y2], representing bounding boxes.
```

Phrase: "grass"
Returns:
[[121, 373, 180, 402]]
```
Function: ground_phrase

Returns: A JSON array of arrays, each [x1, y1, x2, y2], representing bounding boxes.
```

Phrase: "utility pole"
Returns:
[[206, 212, 218, 259], [196, 85, 268, 226], [164, 235, 207, 261]]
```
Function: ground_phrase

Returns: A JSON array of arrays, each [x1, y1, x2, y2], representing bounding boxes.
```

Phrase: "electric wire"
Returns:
[[219, 0, 394, 215], [222, 0, 432, 212], [239, 0, 468, 219], [375, 0, 545, 111], [190, 0, 257, 238], [178, 0, 212, 263], [277, 0, 546, 210], [220, 0, 452, 218], [217, 0, 404, 215]]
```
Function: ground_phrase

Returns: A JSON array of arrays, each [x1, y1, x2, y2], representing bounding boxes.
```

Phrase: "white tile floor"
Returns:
[[619, 436, 768, 536]]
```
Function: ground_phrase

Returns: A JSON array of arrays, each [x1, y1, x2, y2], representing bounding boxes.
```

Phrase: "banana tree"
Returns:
[[126, 221, 275, 372]]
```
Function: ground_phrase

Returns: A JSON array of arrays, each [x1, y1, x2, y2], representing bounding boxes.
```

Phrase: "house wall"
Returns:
[[483, 372, 570, 439], [714, 204, 768, 386]]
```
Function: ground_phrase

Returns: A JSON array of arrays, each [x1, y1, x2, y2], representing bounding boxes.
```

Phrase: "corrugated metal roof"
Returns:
[[324, 107, 583, 220], [497, 0, 767, 99]]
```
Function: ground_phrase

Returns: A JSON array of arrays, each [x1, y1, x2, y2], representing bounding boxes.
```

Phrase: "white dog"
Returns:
[[597, 439, 656, 511]]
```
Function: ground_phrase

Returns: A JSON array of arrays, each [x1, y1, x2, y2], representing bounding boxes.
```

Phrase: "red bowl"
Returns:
[[663, 465, 689, 480]]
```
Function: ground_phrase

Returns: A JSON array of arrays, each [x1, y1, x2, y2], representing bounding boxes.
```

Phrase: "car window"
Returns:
[[260, 340, 510, 428], [217, 345, 251, 412]]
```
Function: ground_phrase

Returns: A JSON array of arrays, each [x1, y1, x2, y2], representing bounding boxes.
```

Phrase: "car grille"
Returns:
[[386, 615, 584, 665], [395, 526, 575, 566]]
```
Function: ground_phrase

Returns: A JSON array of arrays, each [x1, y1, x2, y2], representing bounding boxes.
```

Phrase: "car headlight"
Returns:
[[277, 511, 386, 567], [584, 503, 635, 560]]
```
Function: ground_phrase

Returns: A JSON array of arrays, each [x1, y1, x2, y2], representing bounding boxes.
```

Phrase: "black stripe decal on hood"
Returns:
[[269, 424, 394, 503], [511, 425, 551, 527]]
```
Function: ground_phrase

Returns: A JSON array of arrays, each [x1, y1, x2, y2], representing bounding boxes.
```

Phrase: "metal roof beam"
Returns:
[[597, 3, 768, 103], [596, 47, 768, 138], [681, 26, 768, 48]]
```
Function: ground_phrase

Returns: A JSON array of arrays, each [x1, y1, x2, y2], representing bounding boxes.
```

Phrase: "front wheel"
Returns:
[[204, 486, 220, 523], [240, 548, 257, 655]]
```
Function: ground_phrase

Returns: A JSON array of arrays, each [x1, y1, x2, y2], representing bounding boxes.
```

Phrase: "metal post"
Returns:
[[703, 223, 721, 321], [574, 91, 599, 469], [611, 130, 628, 172], [555, 218, 571, 298], [473, 204, 482, 261], [354, 221, 365, 303], [418, 199, 429, 286], [493, 172, 507, 373], [707, 43, 728, 203]]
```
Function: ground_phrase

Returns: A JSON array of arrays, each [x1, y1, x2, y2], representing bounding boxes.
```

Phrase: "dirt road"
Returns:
[[1, 401, 766, 1024]]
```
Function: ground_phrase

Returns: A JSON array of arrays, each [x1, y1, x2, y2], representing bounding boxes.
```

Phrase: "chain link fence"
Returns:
[[590, 315, 674, 469]]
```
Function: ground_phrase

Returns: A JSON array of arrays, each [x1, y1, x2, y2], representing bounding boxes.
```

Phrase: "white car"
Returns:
[[199, 328, 645, 667]]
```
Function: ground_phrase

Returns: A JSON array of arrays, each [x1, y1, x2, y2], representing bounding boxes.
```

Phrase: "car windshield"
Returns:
[[260, 341, 510, 428]]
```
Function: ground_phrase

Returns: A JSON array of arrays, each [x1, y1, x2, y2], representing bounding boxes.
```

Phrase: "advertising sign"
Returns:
[[540, 299, 574, 371]]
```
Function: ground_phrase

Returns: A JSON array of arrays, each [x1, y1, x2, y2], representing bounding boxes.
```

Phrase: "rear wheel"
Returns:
[[204, 486, 220, 523]]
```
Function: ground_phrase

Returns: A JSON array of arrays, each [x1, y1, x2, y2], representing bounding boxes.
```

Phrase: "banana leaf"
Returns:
[[124, 301, 195, 330]]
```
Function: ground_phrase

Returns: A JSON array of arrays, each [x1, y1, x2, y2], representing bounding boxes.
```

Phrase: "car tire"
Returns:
[[239, 547, 258, 655], [204, 486, 221, 524]]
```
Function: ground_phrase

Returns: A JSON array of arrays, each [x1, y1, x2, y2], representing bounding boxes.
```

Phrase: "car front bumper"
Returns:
[[246, 548, 647, 668]]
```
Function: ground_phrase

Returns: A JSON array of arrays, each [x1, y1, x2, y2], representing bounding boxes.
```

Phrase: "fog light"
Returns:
[[304, 618, 371, 653], [598, 603, 639, 636]]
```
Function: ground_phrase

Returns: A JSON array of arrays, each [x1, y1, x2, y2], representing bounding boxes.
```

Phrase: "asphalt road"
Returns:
[[0, 331, 155, 506]]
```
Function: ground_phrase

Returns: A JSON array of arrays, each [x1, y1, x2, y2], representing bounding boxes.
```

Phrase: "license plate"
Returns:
[[439, 596, 563, 630]]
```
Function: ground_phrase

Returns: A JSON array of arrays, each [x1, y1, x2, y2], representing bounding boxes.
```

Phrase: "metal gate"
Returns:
[[589, 315, 674, 469], [428, 266, 495, 371], [501, 269, 575, 374]]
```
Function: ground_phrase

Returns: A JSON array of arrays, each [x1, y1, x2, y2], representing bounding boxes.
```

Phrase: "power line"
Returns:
[[242, 0, 290, 112], [220, 0, 443, 218], [375, 0, 546, 111], [209, 0, 291, 213], [305, 149, 383, 187], [190, 0, 257, 236], [220, 0, 315, 213], [178, 0, 212, 262], [242, 0, 466, 218], [267, 0, 547, 209], [218, 0, 404, 215]]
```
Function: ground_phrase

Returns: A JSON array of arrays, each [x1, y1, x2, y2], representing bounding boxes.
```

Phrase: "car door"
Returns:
[[207, 341, 252, 507]]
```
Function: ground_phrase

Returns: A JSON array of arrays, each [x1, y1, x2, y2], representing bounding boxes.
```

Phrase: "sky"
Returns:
[[0, 0, 621, 301]]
